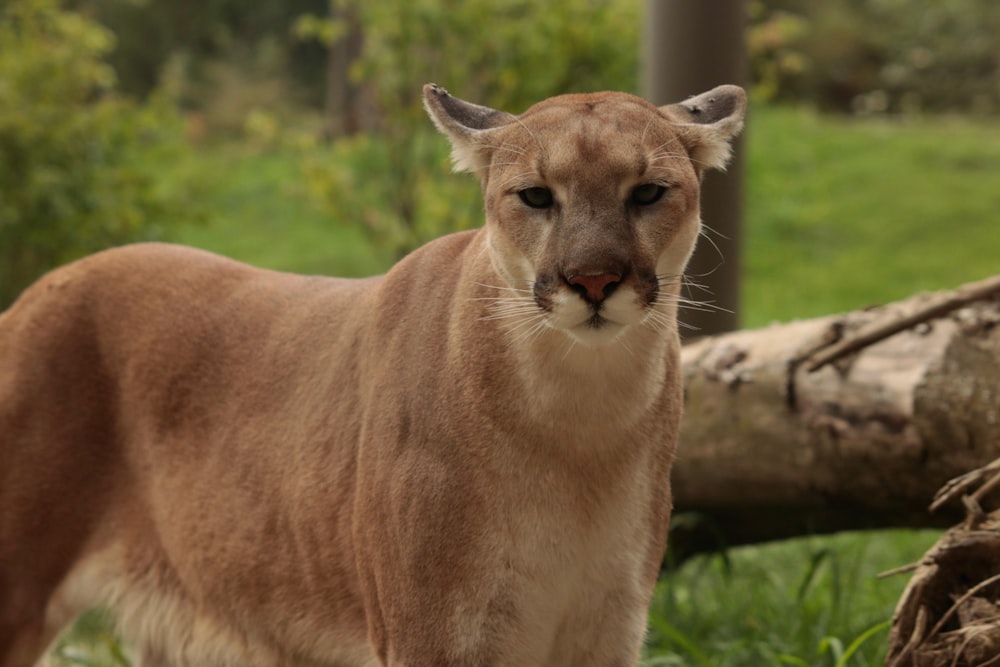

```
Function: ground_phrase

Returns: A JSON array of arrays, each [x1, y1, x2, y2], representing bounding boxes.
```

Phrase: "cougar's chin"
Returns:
[[564, 318, 629, 348], [545, 290, 644, 348]]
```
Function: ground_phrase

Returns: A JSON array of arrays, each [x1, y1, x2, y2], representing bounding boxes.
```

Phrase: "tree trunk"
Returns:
[[324, 2, 367, 139], [670, 276, 1000, 560], [642, 0, 747, 335]]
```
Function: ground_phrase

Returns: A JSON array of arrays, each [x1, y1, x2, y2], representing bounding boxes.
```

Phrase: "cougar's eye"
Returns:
[[630, 183, 667, 206], [518, 187, 554, 209]]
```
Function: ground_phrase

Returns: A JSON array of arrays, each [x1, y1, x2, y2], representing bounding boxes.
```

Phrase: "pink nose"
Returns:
[[567, 273, 621, 304]]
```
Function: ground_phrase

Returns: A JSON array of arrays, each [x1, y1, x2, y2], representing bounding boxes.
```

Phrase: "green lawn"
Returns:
[[645, 530, 939, 666], [168, 106, 1000, 329], [169, 146, 387, 278], [743, 107, 1000, 327], [55, 104, 998, 666]]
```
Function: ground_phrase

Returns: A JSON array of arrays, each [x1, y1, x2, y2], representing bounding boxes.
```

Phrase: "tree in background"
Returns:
[[66, 0, 329, 105], [748, 0, 1000, 114], [0, 0, 199, 308], [297, 0, 641, 260], [5, 0, 997, 292], [28, 0, 995, 264], [297, 0, 1000, 260], [68, 0, 1000, 123]]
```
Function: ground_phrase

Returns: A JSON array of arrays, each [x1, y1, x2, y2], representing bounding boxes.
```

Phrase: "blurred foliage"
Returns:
[[0, 0, 201, 307], [299, 0, 1000, 256], [301, 132, 482, 262], [3, 0, 997, 288], [27, 0, 995, 260], [52, 609, 130, 667], [298, 0, 641, 259], [67, 0, 328, 102], [62, 0, 330, 137], [66, 0, 1000, 121], [347, 0, 640, 118], [749, 0, 1000, 113]]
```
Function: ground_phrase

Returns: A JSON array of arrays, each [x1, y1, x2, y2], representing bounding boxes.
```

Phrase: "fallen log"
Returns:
[[670, 275, 1000, 560]]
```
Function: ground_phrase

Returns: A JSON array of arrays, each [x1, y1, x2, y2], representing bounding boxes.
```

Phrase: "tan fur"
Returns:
[[0, 84, 744, 667]]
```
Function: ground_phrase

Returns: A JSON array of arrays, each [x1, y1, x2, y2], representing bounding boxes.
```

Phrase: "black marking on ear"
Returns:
[[676, 88, 743, 126], [425, 83, 513, 132]]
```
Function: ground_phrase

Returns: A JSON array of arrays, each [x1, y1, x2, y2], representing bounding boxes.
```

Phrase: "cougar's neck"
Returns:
[[452, 245, 675, 438], [515, 321, 672, 433]]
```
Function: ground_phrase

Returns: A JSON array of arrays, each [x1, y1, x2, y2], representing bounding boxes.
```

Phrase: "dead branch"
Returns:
[[806, 275, 1000, 373]]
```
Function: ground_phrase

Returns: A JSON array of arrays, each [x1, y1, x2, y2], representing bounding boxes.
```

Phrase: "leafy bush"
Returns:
[[0, 0, 198, 307], [300, 0, 640, 259], [301, 131, 482, 262], [350, 0, 640, 116], [749, 0, 1000, 114]]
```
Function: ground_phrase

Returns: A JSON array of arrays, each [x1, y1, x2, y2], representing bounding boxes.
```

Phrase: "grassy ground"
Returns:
[[54, 104, 999, 665], [168, 106, 1000, 327], [168, 146, 387, 278], [743, 107, 1000, 327], [645, 531, 939, 666]]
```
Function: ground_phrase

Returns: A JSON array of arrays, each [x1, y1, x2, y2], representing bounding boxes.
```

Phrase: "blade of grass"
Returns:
[[647, 615, 713, 667], [834, 620, 892, 667]]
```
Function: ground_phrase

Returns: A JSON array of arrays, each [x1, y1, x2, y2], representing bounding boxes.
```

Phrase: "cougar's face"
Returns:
[[481, 94, 702, 348]]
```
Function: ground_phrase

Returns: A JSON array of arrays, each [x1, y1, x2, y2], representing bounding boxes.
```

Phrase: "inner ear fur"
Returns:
[[423, 83, 516, 175], [661, 84, 747, 172]]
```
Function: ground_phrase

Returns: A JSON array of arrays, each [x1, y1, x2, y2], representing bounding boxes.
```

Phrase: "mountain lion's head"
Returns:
[[424, 83, 745, 348]]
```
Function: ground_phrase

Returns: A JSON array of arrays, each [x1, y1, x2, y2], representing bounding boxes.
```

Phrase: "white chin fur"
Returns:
[[564, 320, 629, 348], [547, 290, 642, 348]]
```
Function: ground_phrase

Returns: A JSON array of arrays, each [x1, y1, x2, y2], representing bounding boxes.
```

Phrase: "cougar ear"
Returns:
[[423, 83, 516, 174], [661, 85, 747, 172]]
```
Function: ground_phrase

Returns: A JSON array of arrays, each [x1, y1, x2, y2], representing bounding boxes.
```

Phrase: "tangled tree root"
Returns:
[[887, 460, 1000, 666]]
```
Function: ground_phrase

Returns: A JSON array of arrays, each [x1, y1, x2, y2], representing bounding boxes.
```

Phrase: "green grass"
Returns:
[[168, 145, 387, 278], [53, 105, 998, 665], [163, 106, 1000, 330], [743, 107, 1000, 327], [644, 531, 937, 666]]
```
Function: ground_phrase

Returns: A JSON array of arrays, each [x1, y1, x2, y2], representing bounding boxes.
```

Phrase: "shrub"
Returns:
[[0, 0, 198, 307], [300, 0, 640, 259], [749, 0, 1000, 114]]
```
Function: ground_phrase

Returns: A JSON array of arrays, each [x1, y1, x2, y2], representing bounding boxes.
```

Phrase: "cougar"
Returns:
[[0, 83, 745, 667]]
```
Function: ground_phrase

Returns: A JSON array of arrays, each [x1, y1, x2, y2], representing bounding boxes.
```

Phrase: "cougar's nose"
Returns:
[[566, 272, 621, 305]]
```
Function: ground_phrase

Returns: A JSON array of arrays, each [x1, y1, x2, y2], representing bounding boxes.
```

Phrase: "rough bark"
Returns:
[[670, 276, 1000, 560]]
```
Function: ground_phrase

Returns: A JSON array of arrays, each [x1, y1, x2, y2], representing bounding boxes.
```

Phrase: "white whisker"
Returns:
[[508, 316, 550, 346], [470, 279, 551, 346], [654, 293, 732, 315], [639, 115, 655, 149], [700, 221, 731, 242], [559, 336, 578, 362], [514, 118, 546, 159], [677, 276, 711, 293], [497, 170, 541, 191], [694, 230, 726, 271], [470, 280, 533, 293], [479, 308, 539, 322], [483, 141, 528, 156], [618, 334, 638, 361]]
